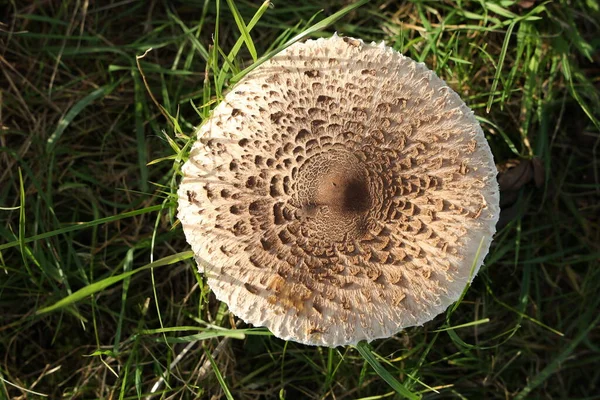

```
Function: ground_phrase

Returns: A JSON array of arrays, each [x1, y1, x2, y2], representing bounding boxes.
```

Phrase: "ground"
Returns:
[[1, 1, 599, 399]]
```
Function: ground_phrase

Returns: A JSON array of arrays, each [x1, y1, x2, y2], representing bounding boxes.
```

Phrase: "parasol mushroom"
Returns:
[[177, 35, 500, 347]]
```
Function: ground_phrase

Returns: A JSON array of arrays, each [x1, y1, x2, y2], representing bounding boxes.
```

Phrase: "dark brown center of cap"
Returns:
[[296, 150, 373, 241]]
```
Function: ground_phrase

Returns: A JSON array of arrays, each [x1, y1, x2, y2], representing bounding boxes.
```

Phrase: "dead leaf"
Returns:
[[496, 157, 546, 229]]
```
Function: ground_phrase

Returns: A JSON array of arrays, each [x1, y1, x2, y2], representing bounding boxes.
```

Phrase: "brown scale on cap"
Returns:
[[178, 35, 500, 347]]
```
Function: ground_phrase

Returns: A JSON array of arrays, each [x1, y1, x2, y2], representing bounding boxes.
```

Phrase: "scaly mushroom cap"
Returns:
[[178, 35, 500, 347]]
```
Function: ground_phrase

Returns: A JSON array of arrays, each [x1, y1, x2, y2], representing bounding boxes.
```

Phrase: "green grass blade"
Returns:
[[230, 0, 370, 83], [212, 0, 222, 99], [167, 10, 210, 61], [133, 69, 149, 192], [46, 80, 121, 153], [113, 248, 135, 352], [354, 342, 420, 400], [515, 313, 600, 400], [159, 330, 246, 343], [17, 168, 33, 279], [225, 0, 258, 61], [216, 0, 270, 89], [432, 318, 490, 332], [204, 345, 235, 400], [0, 204, 165, 251], [486, 20, 515, 113], [36, 251, 193, 315], [484, 3, 518, 19], [561, 54, 600, 131]]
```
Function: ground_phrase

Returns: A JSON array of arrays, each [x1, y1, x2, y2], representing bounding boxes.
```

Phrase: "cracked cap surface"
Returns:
[[177, 35, 500, 347]]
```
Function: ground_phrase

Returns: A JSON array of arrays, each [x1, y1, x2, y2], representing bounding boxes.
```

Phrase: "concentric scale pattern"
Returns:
[[178, 35, 500, 346]]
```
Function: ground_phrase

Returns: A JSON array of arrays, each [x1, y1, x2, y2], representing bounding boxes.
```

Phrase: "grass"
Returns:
[[1, 0, 599, 398]]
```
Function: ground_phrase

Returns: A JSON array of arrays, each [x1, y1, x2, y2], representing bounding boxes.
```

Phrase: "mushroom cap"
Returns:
[[178, 35, 500, 347]]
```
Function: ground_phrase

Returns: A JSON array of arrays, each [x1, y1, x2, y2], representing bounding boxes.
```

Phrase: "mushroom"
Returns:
[[178, 35, 500, 347]]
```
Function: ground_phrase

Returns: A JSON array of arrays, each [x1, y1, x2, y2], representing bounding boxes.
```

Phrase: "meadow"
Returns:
[[1, 0, 599, 398]]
